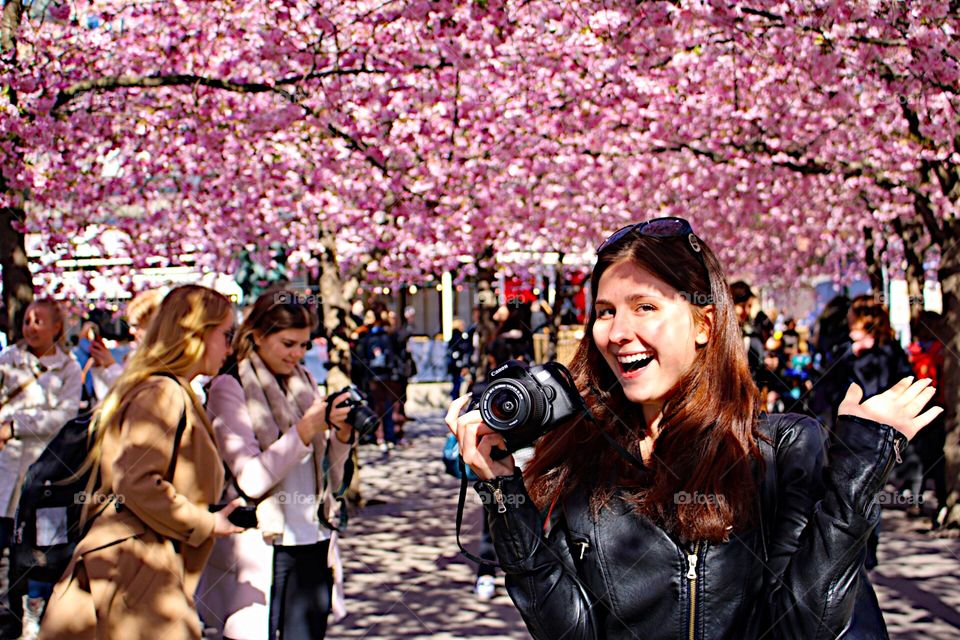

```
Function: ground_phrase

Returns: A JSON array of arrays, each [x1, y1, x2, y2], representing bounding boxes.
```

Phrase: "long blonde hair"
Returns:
[[78, 285, 232, 503]]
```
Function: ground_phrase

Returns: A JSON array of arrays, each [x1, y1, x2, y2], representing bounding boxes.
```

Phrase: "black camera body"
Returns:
[[478, 360, 584, 452], [331, 385, 380, 438], [209, 503, 258, 529]]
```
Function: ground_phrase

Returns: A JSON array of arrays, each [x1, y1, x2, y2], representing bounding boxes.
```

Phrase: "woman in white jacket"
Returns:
[[198, 291, 355, 640], [0, 299, 82, 638]]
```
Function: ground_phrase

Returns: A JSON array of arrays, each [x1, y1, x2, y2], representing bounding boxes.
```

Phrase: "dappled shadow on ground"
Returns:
[[331, 413, 530, 640], [873, 506, 960, 639]]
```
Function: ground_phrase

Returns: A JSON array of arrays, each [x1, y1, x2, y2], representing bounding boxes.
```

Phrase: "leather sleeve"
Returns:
[[765, 414, 907, 639], [475, 472, 598, 640]]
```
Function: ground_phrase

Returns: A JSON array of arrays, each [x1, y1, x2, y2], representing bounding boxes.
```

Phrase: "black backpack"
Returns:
[[10, 373, 188, 584]]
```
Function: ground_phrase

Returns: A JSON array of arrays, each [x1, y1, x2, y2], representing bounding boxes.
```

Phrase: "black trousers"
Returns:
[[269, 540, 334, 640]]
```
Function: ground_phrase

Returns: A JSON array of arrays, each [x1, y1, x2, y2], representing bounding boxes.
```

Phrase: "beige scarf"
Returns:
[[238, 351, 327, 539]]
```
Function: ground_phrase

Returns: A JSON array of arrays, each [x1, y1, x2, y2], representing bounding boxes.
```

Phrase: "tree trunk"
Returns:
[[0, 196, 34, 343], [316, 231, 357, 394], [937, 221, 960, 530], [863, 226, 885, 295], [471, 246, 499, 382], [891, 217, 926, 321]]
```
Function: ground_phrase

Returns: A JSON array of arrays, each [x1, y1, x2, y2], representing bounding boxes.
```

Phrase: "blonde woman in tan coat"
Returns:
[[39, 285, 245, 640]]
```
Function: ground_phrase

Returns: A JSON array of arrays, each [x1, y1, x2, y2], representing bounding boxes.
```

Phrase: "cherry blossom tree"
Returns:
[[3, 1, 960, 522]]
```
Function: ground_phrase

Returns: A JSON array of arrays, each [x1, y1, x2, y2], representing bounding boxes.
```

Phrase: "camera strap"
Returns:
[[597, 428, 647, 473], [580, 391, 648, 474], [454, 458, 500, 567]]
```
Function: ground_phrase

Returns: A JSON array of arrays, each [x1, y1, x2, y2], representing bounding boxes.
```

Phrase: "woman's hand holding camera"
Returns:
[[839, 376, 943, 441], [327, 397, 354, 443], [212, 498, 246, 537], [297, 396, 353, 445], [445, 394, 515, 480]]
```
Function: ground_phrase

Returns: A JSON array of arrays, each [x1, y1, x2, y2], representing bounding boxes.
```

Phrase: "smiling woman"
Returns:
[[198, 290, 357, 640], [446, 217, 942, 640]]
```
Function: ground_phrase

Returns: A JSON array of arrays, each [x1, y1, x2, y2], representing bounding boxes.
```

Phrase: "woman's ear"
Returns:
[[695, 305, 714, 346]]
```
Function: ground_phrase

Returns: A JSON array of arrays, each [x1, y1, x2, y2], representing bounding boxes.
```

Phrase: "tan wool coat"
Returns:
[[39, 376, 224, 640]]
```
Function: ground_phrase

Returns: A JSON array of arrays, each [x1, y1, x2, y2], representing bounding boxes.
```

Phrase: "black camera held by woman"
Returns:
[[328, 385, 380, 438], [478, 360, 585, 452]]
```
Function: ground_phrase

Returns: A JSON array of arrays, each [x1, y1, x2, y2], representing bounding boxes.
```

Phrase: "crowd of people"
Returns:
[[0, 226, 948, 639]]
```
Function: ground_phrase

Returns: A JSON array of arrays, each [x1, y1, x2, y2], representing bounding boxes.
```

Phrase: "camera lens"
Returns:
[[480, 377, 550, 434], [489, 388, 522, 423]]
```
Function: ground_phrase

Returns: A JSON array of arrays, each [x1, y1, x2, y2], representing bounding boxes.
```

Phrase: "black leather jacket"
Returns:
[[475, 413, 906, 640]]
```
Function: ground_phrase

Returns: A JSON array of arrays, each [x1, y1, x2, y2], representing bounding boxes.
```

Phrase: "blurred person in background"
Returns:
[[838, 294, 914, 567], [907, 310, 947, 527], [0, 299, 82, 640], [82, 289, 165, 404]]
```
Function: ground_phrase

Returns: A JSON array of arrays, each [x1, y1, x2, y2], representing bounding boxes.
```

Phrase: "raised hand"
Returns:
[[838, 377, 943, 441]]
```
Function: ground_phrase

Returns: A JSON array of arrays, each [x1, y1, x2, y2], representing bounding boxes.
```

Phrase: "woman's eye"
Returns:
[[636, 304, 656, 313], [283, 341, 296, 348], [596, 308, 614, 319]]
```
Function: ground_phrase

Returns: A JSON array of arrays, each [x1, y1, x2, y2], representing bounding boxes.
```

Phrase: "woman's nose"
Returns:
[[607, 312, 632, 344]]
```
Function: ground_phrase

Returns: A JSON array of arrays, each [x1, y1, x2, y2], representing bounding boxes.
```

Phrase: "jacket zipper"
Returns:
[[686, 542, 701, 640], [492, 485, 508, 514]]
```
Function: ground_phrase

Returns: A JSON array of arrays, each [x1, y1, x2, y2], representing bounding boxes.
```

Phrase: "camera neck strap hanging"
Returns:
[[454, 457, 500, 567], [582, 385, 648, 474]]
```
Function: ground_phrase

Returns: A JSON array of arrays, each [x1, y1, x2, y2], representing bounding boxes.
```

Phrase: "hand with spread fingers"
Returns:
[[445, 394, 515, 480], [838, 376, 943, 441]]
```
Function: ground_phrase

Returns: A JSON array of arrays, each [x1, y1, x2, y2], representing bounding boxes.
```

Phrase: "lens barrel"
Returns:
[[480, 377, 548, 433]]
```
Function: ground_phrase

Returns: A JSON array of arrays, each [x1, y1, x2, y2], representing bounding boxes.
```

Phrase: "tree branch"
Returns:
[[1, 0, 23, 58], [51, 73, 291, 113]]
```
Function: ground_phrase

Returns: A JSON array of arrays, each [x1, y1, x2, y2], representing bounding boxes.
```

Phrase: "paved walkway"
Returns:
[[331, 385, 960, 639]]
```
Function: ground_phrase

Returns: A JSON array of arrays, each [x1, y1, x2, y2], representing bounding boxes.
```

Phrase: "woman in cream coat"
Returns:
[[198, 291, 355, 640], [40, 285, 245, 640], [0, 299, 82, 638]]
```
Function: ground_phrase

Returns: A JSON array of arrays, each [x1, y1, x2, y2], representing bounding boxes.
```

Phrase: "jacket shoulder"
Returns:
[[122, 376, 188, 417]]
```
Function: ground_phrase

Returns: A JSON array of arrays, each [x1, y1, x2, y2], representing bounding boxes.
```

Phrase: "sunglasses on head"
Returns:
[[596, 216, 698, 252], [598, 215, 706, 265]]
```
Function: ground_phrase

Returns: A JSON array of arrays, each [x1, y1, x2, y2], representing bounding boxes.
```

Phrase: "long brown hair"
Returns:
[[525, 229, 762, 542], [231, 289, 317, 364]]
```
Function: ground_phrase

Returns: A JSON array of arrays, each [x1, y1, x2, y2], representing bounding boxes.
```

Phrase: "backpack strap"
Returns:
[[0, 361, 46, 410], [153, 372, 189, 482]]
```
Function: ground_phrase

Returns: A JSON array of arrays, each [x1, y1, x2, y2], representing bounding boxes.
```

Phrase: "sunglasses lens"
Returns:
[[596, 226, 631, 253], [597, 218, 693, 253], [641, 218, 691, 238]]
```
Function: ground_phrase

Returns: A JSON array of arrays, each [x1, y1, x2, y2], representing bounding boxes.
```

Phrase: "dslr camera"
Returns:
[[478, 360, 585, 452], [329, 385, 380, 438]]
